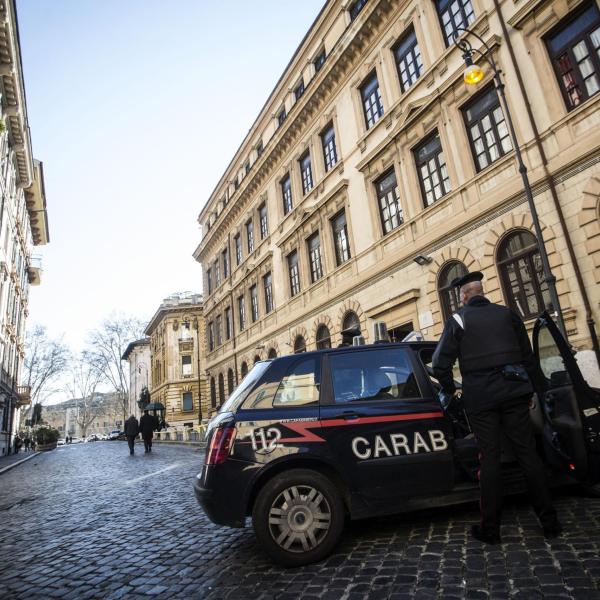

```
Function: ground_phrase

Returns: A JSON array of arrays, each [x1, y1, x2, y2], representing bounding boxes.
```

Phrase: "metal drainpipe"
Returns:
[[493, 0, 600, 369], [195, 313, 203, 424]]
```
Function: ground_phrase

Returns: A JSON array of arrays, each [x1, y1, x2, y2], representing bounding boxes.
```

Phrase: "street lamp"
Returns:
[[454, 28, 566, 336]]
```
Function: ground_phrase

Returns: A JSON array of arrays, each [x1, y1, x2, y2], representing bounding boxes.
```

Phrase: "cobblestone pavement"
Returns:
[[0, 442, 599, 600]]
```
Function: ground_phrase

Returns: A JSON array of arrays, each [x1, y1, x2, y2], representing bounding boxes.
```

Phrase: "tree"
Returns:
[[85, 313, 145, 424], [65, 354, 103, 439], [22, 325, 71, 424]]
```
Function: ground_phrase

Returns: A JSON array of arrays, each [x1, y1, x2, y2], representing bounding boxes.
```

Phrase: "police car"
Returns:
[[194, 313, 600, 566]]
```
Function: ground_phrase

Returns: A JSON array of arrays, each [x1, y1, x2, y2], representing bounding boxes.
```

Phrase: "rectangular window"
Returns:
[[294, 79, 305, 101], [288, 250, 301, 297], [208, 321, 214, 351], [182, 392, 193, 411], [375, 169, 404, 234], [256, 140, 264, 157], [214, 259, 221, 287], [273, 357, 320, 407], [414, 132, 451, 207], [216, 315, 222, 346], [314, 49, 326, 72], [207, 268, 213, 295], [321, 123, 338, 172], [281, 173, 293, 214], [349, 0, 368, 21], [331, 210, 351, 266], [244, 162, 250, 175], [264, 271, 273, 314], [436, 0, 475, 47], [222, 248, 229, 278], [181, 355, 192, 377], [463, 87, 512, 171], [246, 220, 254, 253], [307, 232, 324, 283], [234, 177, 240, 190], [278, 108, 287, 127], [360, 72, 384, 129], [250, 284, 259, 322], [238, 295, 246, 331], [546, 3, 600, 110], [234, 234, 242, 265], [299, 152, 313, 195], [394, 28, 423, 93], [225, 307, 232, 340], [259, 203, 269, 239]]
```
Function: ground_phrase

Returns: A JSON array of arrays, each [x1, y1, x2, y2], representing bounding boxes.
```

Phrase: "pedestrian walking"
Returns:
[[30, 438, 36, 452], [124, 414, 139, 455], [432, 271, 562, 544], [139, 409, 155, 454], [24, 436, 30, 451], [13, 435, 22, 454]]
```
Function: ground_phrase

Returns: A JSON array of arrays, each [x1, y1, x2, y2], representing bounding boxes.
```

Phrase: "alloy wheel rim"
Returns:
[[268, 484, 331, 553]]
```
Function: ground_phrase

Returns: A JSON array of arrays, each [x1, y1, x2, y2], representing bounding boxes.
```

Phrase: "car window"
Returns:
[[273, 357, 320, 407], [537, 323, 568, 383], [329, 348, 421, 403], [419, 347, 462, 389]]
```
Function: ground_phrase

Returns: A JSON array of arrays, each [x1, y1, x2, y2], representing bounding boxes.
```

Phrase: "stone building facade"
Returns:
[[194, 0, 600, 406], [144, 293, 209, 427], [121, 338, 151, 420], [0, 1, 49, 455]]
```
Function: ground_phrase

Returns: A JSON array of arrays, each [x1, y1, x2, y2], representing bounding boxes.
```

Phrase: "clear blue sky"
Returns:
[[17, 0, 325, 350]]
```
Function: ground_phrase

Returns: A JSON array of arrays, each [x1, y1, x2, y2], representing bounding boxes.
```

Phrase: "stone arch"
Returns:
[[311, 314, 335, 348], [426, 247, 482, 337], [289, 326, 308, 353], [337, 299, 366, 341], [481, 212, 566, 309], [264, 339, 281, 359], [579, 175, 600, 284]]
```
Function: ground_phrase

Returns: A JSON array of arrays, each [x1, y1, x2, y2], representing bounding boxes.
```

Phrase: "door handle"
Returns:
[[333, 411, 363, 420]]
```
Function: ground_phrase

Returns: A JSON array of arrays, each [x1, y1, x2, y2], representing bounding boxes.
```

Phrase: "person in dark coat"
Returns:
[[432, 271, 561, 544], [124, 415, 140, 455], [139, 409, 155, 453]]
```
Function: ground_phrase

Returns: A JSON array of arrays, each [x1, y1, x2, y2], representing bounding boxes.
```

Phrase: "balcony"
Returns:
[[17, 385, 31, 406], [179, 336, 194, 353], [27, 255, 42, 286]]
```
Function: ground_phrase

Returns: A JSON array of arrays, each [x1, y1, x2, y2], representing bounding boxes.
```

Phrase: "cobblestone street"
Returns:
[[0, 442, 599, 599]]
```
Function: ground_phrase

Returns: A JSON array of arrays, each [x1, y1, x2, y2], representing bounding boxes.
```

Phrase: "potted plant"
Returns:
[[35, 426, 60, 451]]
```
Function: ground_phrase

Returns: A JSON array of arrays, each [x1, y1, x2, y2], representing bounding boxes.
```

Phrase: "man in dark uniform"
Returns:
[[432, 271, 562, 543], [124, 414, 139, 456], [139, 409, 155, 454]]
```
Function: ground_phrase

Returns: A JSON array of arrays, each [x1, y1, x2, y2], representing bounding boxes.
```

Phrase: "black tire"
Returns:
[[252, 468, 345, 567]]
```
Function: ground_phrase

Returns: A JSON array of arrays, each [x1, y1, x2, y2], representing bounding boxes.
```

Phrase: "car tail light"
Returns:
[[206, 426, 236, 465]]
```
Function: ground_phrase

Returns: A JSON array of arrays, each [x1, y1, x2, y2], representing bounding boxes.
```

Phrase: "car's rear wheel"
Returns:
[[252, 468, 344, 567]]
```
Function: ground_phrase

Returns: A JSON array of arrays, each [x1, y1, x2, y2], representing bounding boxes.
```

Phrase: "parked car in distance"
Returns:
[[108, 430, 121, 440], [57, 438, 66, 446]]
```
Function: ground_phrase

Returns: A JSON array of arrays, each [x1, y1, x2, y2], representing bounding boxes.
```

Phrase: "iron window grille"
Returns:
[[281, 173, 293, 215], [438, 261, 468, 321], [222, 248, 229, 278], [307, 232, 324, 283], [314, 49, 326, 73], [375, 169, 404, 234], [546, 3, 600, 111], [321, 123, 338, 172], [414, 131, 451, 207], [288, 250, 301, 297], [349, 0, 368, 21], [360, 72, 384, 129], [246, 220, 254, 253], [238, 296, 246, 331], [224, 307, 232, 340], [498, 230, 552, 320], [394, 28, 423, 93], [259, 203, 269, 239], [294, 79, 305, 101], [250, 284, 259, 322], [300, 152, 313, 195], [462, 86, 512, 172], [436, 0, 475, 47], [215, 315, 222, 346], [331, 210, 351, 266], [264, 271, 273, 313]]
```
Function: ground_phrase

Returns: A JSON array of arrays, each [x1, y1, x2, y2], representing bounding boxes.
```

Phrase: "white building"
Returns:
[[0, 1, 50, 455], [122, 338, 151, 420]]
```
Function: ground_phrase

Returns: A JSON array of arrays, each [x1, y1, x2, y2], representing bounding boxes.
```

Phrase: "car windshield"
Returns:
[[219, 361, 271, 414]]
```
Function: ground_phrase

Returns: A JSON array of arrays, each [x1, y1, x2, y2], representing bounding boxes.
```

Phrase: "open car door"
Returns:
[[533, 312, 600, 485]]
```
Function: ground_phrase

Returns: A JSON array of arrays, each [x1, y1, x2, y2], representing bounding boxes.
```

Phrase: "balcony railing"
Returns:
[[17, 385, 31, 406]]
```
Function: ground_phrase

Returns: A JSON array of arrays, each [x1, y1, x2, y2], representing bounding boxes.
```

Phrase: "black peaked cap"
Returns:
[[451, 270, 484, 288]]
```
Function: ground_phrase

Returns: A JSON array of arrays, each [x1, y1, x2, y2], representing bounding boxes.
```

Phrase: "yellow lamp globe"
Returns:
[[464, 62, 485, 85]]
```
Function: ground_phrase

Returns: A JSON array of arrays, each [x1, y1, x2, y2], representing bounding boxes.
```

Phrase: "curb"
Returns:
[[0, 452, 41, 475], [152, 440, 206, 449]]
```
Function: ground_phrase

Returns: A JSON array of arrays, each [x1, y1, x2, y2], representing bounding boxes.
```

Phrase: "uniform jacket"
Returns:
[[139, 414, 155, 439], [124, 416, 139, 437], [432, 296, 535, 414]]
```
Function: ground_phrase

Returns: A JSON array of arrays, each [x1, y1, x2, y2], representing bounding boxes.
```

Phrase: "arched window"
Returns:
[[498, 230, 551, 320], [227, 368, 234, 394], [438, 261, 468, 321], [342, 311, 360, 333], [241, 361, 248, 379], [210, 377, 216, 409], [267, 348, 277, 359], [293, 335, 306, 353], [218, 373, 225, 405], [315, 324, 331, 349], [253, 355, 261, 364]]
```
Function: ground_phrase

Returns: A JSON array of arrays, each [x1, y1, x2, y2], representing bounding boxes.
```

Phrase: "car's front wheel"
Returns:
[[252, 468, 345, 567]]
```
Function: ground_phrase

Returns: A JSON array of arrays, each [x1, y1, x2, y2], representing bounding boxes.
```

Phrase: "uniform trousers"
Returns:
[[468, 395, 557, 534], [126, 436, 136, 455], [143, 436, 152, 453]]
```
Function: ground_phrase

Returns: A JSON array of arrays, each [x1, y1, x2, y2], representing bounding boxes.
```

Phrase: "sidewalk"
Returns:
[[0, 451, 40, 475]]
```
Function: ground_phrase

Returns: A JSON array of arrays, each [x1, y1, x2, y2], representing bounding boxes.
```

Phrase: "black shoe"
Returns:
[[471, 525, 501, 544], [543, 523, 563, 538]]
